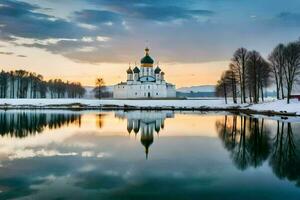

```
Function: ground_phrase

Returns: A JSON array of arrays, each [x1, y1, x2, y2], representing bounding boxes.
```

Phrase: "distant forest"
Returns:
[[0, 70, 85, 98]]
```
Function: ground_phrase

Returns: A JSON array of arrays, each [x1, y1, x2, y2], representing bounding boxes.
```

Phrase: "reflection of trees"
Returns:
[[216, 115, 271, 170], [247, 118, 271, 168], [216, 115, 300, 186], [269, 122, 300, 186], [0, 112, 81, 138]]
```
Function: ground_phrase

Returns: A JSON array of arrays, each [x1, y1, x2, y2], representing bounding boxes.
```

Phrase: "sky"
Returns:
[[0, 0, 300, 87]]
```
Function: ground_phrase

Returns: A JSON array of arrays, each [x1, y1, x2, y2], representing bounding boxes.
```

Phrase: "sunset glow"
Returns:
[[1, 0, 299, 87]]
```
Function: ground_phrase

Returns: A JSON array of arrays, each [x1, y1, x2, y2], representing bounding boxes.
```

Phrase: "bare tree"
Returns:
[[282, 41, 300, 104], [229, 62, 242, 103], [216, 72, 228, 104], [269, 44, 286, 99], [217, 69, 238, 104], [94, 77, 106, 99], [246, 51, 262, 103], [246, 51, 272, 103], [258, 59, 272, 102], [225, 69, 238, 104], [231, 48, 249, 103]]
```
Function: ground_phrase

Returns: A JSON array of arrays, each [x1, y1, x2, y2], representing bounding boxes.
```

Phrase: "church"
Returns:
[[113, 48, 176, 99]]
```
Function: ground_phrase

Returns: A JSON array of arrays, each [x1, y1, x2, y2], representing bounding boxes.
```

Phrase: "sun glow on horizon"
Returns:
[[0, 51, 229, 87]]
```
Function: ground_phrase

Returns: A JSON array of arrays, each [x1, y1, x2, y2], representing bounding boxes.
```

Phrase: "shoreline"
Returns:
[[0, 98, 299, 117]]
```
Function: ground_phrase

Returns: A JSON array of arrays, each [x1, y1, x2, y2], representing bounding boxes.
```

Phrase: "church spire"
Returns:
[[145, 147, 149, 160], [145, 47, 149, 55]]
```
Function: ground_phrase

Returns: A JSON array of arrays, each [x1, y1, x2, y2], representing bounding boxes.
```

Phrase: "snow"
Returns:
[[0, 98, 299, 115], [177, 85, 215, 93], [0, 98, 230, 108], [247, 99, 300, 115]]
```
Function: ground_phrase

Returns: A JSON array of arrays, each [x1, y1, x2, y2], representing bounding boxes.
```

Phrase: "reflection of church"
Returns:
[[115, 111, 174, 159]]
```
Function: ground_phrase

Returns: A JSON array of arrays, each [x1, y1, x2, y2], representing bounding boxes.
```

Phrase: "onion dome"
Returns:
[[133, 120, 140, 133], [155, 125, 160, 133], [141, 47, 154, 67], [133, 66, 140, 73], [141, 133, 153, 160], [127, 67, 133, 74], [161, 71, 165, 75], [154, 66, 161, 74], [127, 125, 133, 134]]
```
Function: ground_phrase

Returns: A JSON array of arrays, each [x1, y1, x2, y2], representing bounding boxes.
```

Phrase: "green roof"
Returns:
[[154, 66, 161, 73], [133, 67, 140, 73], [127, 67, 133, 74], [141, 55, 154, 64], [141, 47, 154, 64]]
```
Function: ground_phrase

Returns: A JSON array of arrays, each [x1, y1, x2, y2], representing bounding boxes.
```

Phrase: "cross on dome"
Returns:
[[141, 47, 154, 67]]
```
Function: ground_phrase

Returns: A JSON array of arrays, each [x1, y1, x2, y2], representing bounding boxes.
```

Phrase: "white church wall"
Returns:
[[113, 82, 175, 99], [167, 85, 176, 97], [113, 84, 128, 99]]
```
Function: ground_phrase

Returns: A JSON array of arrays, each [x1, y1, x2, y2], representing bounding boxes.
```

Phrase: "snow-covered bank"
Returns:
[[0, 98, 299, 115], [248, 100, 300, 115], [0, 98, 231, 107]]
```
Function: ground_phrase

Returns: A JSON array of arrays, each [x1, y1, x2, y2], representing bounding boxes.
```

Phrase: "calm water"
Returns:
[[0, 110, 299, 200]]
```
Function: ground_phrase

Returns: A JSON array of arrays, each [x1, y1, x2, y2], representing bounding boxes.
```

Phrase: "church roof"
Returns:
[[154, 66, 161, 73], [127, 67, 133, 74], [141, 47, 154, 65], [133, 66, 140, 73]]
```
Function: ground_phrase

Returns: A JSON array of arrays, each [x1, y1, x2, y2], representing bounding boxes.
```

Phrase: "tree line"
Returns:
[[0, 70, 85, 98], [216, 39, 300, 104]]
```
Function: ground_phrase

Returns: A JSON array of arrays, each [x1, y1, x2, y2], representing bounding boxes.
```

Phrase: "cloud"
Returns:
[[128, 6, 213, 22], [87, 0, 214, 22], [72, 9, 128, 36], [0, 0, 89, 40], [275, 12, 300, 26], [0, 0, 130, 63], [0, 51, 13, 55], [82, 36, 94, 42], [17, 54, 27, 57], [8, 149, 78, 160], [0, 0, 216, 64], [96, 36, 110, 42], [0, 50, 26, 57], [18, 36, 121, 63], [74, 9, 123, 25], [2, 0, 299, 65]]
